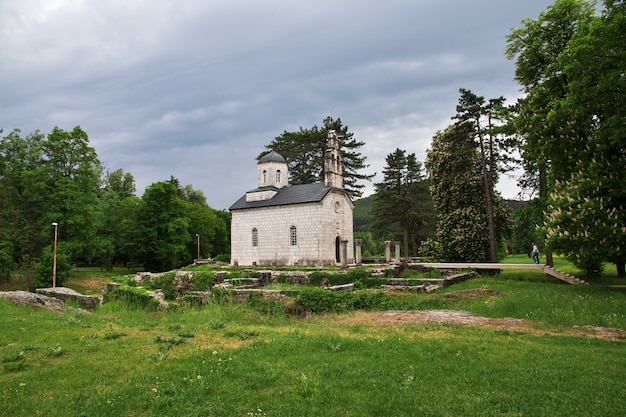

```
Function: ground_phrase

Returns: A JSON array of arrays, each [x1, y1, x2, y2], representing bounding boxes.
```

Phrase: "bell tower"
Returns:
[[324, 130, 343, 189]]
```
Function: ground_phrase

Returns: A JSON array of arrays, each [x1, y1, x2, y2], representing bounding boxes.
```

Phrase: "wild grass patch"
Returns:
[[1, 268, 625, 416]]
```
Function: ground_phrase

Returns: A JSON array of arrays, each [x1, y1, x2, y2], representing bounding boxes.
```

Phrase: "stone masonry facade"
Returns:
[[231, 190, 354, 266], [229, 130, 354, 266]]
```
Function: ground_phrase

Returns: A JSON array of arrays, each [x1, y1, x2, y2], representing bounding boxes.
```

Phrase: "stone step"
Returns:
[[543, 267, 587, 285]]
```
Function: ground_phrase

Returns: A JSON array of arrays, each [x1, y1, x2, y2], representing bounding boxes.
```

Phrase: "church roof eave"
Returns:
[[229, 183, 336, 211]]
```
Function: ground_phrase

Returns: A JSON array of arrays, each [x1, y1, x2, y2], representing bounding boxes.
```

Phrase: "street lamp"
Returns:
[[51, 222, 58, 288], [196, 234, 200, 260]]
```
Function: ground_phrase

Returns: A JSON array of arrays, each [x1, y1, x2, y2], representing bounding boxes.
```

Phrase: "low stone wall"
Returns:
[[230, 289, 286, 302], [326, 283, 354, 292], [35, 287, 100, 310], [418, 272, 478, 287], [381, 284, 426, 292]]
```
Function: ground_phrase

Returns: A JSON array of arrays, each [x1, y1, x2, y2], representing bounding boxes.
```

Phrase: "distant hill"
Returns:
[[353, 194, 375, 233], [506, 199, 528, 212], [353, 193, 527, 233]]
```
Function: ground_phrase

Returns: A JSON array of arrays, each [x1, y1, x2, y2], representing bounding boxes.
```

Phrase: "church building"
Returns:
[[229, 130, 354, 266]]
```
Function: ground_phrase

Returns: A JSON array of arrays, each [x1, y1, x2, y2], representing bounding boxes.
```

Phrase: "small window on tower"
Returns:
[[276, 170, 281, 183], [262, 170, 267, 184]]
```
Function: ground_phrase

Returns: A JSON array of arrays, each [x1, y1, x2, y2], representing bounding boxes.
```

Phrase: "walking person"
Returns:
[[531, 242, 540, 264]]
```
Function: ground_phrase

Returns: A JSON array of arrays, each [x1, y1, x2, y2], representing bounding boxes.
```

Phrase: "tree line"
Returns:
[[0, 126, 230, 286], [259, 0, 625, 276], [1, 0, 623, 284]]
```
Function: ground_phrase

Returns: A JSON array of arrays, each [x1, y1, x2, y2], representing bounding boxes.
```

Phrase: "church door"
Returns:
[[335, 236, 341, 263]]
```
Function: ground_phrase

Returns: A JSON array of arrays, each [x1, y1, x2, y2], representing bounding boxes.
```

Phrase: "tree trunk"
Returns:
[[478, 130, 498, 263], [616, 261, 625, 278], [539, 163, 553, 267]]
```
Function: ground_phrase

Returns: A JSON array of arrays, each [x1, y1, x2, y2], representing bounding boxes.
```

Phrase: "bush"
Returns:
[[191, 271, 214, 293], [347, 268, 371, 281], [296, 288, 340, 313], [106, 285, 161, 311], [149, 272, 176, 299], [295, 287, 404, 314], [33, 245, 72, 288], [213, 253, 230, 263], [353, 278, 387, 290], [308, 271, 352, 286]]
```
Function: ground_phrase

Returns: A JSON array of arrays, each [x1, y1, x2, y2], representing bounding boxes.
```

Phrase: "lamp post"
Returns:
[[196, 233, 200, 261], [51, 222, 58, 288]]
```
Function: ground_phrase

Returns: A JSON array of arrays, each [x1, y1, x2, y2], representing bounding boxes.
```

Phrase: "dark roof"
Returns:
[[258, 149, 286, 164], [229, 183, 333, 210]]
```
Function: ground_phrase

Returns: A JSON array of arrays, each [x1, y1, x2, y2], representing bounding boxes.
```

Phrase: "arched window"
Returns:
[[290, 226, 297, 246], [262, 170, 267, 184], [252, 228, 258, 247], [276, 169, 281, 183]]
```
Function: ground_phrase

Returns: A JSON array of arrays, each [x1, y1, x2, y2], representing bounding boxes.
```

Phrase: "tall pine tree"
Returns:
[[371, 148, 435, 257], [260, 116, 374, 199]]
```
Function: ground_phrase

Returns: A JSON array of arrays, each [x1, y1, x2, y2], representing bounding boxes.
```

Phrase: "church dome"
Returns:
[[259, 149, 286, 164]]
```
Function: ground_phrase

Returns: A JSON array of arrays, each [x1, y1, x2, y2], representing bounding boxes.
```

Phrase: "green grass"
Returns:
[[1, 271, 625, 417], [503, 254, 624, 284], [422, 272, 626, 328]]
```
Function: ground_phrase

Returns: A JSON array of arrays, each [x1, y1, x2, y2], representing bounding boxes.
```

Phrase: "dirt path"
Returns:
[[336, 310, 626, 341]]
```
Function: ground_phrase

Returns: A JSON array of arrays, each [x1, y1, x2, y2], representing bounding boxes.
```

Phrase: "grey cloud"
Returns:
[[1, 0, 555, 209]]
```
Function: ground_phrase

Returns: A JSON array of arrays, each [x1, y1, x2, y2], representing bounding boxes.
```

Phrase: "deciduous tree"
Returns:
[[426, 123, 510, 262], [507, 0, 625, 275], [134, 182, 192, 272]]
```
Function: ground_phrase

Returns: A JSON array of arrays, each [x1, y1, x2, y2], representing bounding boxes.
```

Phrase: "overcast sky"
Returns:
[[1, 0, 555, 209]]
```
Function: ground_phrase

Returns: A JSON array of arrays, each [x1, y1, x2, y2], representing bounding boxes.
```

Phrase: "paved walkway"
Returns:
[[410, 262, 545, 270], [410, 262, 586, 285]]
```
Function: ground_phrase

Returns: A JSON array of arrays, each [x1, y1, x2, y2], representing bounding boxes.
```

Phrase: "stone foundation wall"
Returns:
[[35, 287, 100, 310]]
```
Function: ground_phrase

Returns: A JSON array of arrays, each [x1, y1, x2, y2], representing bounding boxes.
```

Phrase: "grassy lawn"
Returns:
[[1, 266, 625, 416], [502, 254, 623, 285]]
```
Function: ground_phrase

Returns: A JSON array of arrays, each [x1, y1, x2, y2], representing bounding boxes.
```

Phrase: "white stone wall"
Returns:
[[231, 191, 354, 266], [257, 161, 288, 188], [246, 189, 278, 202]]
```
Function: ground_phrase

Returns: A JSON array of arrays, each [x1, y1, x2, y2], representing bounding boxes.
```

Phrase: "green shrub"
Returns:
[[347, 268, 371, 281], [150, 272, 176, 299], [354, 277, 387, 289], [33, 245, 72, 288], [1, 351, 26, 363], [225, 271, 242, 279], [295, 287, 404, 313], [106, 285, 161, 311], [309, 271, 352, 286], [213, 253, 230, 263], [308, 271, 329, 286], [352, 291, 402, 310], [296, 288, 341, 313]]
